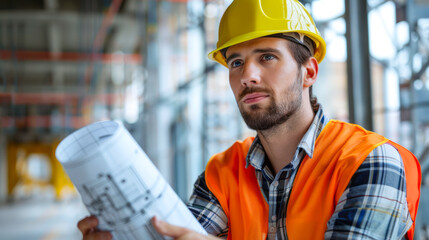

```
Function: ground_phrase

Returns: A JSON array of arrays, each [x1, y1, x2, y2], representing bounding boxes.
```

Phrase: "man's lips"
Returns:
[[241, 93, 269, 104]]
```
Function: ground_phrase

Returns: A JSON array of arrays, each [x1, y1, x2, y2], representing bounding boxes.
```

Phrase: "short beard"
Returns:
[[239, 71, 302, 131]]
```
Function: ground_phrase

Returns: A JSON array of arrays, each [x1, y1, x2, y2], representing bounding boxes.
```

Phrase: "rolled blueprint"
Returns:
[[56, 120, 207, 239]]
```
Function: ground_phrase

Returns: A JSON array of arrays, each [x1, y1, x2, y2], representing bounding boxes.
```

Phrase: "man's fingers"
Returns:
[[152, 216, 190, 238], [77, 216, 99, 235], [77, 216, 112, 240]]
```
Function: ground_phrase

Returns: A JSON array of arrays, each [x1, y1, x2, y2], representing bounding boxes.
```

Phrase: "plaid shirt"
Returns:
[[187, 106, 412, 239]]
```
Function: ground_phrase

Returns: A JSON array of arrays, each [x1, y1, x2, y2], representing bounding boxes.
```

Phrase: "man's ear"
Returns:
[[302, 57, 318, 88]]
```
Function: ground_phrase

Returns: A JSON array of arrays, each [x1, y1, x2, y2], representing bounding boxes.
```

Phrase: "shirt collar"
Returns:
[[245, 105, 329, 170]]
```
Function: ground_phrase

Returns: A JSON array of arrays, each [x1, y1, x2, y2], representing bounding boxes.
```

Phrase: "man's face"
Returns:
[[225, 37, 304, 130]]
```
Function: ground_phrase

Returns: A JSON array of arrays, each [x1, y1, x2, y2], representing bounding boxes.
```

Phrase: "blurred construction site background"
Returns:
[[0, 0, 429, 239]]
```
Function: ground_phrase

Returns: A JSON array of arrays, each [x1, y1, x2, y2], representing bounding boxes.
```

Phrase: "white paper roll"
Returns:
[[56, 120, 207, 240]]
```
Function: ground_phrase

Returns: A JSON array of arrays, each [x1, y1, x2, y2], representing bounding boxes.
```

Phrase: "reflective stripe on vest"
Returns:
[[205, 120, 421, 240]]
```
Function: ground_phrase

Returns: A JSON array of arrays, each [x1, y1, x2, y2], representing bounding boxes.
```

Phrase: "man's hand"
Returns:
[[77, 216, 112, 240], [77, 215, 220, 240], [152, 216, 220, 240]]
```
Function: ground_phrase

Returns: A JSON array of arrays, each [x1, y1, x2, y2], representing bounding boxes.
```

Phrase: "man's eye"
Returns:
[[231, 60, 242, 68], [262, 54, 275, 61]]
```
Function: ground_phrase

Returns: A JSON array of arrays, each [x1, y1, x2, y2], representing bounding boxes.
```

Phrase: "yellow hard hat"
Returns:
[[208, 0, 326, 67]]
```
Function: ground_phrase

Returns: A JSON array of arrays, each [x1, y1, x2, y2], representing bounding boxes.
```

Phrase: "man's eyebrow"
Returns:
[[253, 48, 282, 55], [226, 48, 282, 65], [226, 53, 241, 65]]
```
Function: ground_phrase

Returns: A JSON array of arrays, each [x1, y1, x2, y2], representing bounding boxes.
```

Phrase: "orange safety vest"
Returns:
[[205, 120, 421, 240]]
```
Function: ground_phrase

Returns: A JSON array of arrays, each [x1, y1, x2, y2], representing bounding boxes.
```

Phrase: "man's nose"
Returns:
[[241, 61, 261, 87]]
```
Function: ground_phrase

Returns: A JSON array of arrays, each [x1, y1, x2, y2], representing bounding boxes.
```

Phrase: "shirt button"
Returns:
[[270, 227, 275, 232], [271, 215, 277, 221], [273, 181, 279, 187]]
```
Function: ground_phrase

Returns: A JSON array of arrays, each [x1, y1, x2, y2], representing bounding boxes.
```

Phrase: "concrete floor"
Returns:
[[0, 188, 87, 240]]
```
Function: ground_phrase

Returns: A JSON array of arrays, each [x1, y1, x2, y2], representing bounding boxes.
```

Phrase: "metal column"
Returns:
[[345, 0, 373, 130]]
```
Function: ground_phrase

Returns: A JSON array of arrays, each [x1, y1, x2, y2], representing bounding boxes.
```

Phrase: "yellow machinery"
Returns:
[[7, 140, 75, 200]]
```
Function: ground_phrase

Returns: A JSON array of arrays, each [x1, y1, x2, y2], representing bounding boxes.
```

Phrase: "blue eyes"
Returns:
[[229, 54, 276, 68], [231, 60, 242, 68], [262, 54, 275, 61]]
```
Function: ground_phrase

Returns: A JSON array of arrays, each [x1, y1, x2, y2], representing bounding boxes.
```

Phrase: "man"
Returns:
[[78, 0, 421, 239]]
